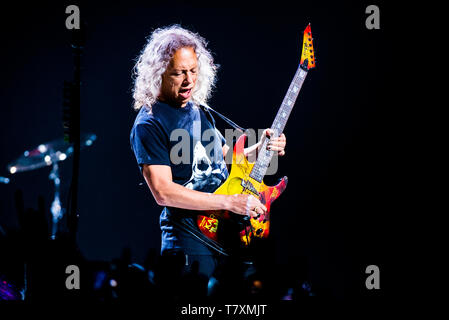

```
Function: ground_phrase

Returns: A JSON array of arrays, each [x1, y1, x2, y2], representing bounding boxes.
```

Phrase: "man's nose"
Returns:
[[184, 71, 194, 84]]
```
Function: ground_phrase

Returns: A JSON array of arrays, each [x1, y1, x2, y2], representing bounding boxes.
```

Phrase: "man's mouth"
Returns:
[[179, 88, 192, 99]]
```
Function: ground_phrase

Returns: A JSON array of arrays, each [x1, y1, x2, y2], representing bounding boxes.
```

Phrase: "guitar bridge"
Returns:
[[241, 179, 259, 196]]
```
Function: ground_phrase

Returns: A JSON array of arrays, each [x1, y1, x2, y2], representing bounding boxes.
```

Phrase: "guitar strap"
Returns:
[[198, 103, 256, 249], [199, 103, 248, 134], [169, 103, 234, 257]]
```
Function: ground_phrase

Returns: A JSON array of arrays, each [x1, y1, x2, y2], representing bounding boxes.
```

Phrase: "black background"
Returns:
[[0, 0, 398, 298]]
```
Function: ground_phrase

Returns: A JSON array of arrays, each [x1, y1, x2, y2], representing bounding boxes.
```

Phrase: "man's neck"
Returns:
[[158, 97, 188, 109]]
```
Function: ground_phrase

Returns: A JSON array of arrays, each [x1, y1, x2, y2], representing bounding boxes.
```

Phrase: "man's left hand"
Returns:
[[262, 129, 286, 156]]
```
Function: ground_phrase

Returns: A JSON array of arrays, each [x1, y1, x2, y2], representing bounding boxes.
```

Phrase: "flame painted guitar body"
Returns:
[[197, 134, 288, 246]]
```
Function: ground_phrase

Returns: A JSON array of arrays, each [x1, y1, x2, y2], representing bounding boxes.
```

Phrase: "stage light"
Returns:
[[0, 177, 10, 184], [109, 279, 118, 287], [38, 144, 47, 153], [9, 166, 17, 174], [59, 153, 67, 161]]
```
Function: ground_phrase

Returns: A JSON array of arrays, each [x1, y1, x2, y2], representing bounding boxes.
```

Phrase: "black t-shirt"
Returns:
[[130, 101, 229, 255]]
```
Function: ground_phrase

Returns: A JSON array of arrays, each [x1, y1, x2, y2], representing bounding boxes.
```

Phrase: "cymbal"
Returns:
[[7, 133, 96, 174]]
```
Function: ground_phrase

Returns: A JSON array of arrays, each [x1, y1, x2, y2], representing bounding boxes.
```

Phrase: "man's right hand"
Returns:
[[142, 164, 267, 218], [226, 194, 267, 218]]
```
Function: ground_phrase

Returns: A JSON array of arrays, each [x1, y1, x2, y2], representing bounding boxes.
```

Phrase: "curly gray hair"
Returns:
[[132, 25, 218, 111]]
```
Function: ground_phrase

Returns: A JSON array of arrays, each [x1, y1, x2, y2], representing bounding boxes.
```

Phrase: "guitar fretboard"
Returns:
[[249, 65, 308, 183]]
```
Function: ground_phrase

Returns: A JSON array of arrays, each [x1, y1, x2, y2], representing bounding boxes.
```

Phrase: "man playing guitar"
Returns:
[[130, 25, 286, 298]]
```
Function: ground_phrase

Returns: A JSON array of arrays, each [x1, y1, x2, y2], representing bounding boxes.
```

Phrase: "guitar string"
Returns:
[[250, 66, 307, 182]]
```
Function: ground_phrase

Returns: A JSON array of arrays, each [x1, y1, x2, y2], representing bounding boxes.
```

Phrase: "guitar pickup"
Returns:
[[241, 180, 260, 196]]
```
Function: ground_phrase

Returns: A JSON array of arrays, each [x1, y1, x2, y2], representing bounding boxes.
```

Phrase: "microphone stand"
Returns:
[[65, 25, 85, 246]]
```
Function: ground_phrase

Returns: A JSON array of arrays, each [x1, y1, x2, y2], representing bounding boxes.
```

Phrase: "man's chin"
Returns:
[[178, 97, 191, 107]]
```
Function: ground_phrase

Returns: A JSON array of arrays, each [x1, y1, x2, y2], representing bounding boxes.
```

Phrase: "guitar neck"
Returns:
[[249, 65, 308, 182]]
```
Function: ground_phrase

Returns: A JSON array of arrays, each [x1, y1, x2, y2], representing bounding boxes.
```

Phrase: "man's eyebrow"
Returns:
[[172, 67, 198, 72]]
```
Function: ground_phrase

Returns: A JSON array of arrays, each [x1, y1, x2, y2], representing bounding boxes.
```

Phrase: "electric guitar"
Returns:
[[197, 24, 316, 246]]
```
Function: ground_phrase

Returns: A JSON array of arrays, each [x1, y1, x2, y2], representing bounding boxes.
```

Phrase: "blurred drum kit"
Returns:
[[1, 133, 96, 239]]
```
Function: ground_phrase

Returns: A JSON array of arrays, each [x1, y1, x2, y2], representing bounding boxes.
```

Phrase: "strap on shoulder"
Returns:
[[199, 103, 247, 133]]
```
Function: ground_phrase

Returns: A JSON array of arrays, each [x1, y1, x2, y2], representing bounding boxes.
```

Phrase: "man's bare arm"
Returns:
[[142, 164, 265, 217]]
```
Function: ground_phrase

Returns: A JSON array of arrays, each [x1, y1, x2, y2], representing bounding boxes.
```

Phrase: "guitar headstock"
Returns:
[[300, 23, 316, 70]]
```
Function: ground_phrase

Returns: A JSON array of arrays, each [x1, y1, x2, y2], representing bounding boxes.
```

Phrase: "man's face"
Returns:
[[159, 47, 198, 108]]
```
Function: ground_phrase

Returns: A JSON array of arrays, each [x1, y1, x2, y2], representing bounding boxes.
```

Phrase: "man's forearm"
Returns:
[[244, 141, 262, 162], [152, 180, 230, 212], [142, 165, 265, 218]]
